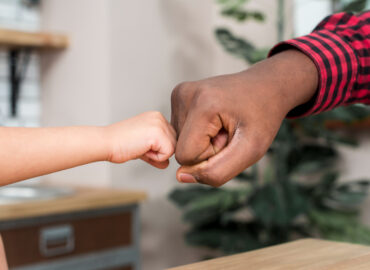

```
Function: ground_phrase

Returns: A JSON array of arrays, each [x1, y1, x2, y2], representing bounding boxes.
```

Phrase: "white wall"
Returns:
[[294, 0, 332, 37], [40, 0, 112, 187]]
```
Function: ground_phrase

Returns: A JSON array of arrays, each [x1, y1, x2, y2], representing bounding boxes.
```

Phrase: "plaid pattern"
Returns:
[[269, 11, 370, 118]]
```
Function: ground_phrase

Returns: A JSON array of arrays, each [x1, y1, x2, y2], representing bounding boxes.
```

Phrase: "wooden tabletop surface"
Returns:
[[168, 239, 370, 270], [0, 187, 147, 221]]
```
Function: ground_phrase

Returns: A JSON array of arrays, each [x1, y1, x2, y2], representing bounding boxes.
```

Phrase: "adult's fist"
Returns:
[[171, 50, 318, 187]]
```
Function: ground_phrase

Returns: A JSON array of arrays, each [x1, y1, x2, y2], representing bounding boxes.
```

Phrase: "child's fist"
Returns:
[[104, 111, 176, 169]]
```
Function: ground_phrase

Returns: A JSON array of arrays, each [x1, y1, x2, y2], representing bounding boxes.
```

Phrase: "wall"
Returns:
[[40, 0, 112, 187], [294, 0, 332, 36]]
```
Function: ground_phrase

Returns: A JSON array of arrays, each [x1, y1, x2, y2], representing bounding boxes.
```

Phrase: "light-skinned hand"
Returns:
[[105, 111, 176, 169]]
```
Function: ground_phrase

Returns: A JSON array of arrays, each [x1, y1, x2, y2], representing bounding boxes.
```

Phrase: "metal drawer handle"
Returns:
[[39, 224, 75, 257]]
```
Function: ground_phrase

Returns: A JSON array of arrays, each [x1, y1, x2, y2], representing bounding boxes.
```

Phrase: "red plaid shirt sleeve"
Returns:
[[269, 11, 370, 118]]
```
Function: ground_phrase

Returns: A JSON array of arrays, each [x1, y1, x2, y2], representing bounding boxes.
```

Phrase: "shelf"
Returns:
[[0, 27, 68, 49], [0, 28, 69, 117]]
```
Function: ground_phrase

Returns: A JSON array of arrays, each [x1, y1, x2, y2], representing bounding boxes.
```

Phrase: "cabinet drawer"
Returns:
[[1, 211, 132, 267]]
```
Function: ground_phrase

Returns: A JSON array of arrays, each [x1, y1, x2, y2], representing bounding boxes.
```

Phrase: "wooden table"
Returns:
[[168, 239, 370, 270]]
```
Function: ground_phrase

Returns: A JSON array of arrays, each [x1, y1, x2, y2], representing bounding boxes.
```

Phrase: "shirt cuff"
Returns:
[[269, 30, 359, 118]]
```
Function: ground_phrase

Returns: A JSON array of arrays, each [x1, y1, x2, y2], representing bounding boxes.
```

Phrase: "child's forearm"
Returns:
[[0, 126, 108, 185], [0, 112, 176, 186]]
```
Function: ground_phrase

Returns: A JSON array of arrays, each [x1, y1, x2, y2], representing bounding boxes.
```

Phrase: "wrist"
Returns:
[[248, 49, 319, 116], [90, 126, 112, 162], [101, 120, 132, 163]]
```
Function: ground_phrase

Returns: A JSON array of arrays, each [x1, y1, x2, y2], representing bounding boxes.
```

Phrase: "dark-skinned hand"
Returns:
[[171, 50, 319, 187]]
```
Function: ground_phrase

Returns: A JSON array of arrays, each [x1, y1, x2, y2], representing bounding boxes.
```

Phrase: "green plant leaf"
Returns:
[[323, 179, 370, 211], [342, 0, 367, 12], [186, 224, 263, 254], [309, 209, 370, 245], [236, 165, 258, 183], [169, 186, 218, 207], [249, 180, 308, 227], [288, 144, 338, 174], [221, 8, 265, 22], [215, 28, 268, 64], [307, 172, 339, 204], [183, 188, 249, 227]]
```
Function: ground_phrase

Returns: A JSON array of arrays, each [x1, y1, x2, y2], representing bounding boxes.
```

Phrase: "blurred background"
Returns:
[[0, 0, 369, 270]]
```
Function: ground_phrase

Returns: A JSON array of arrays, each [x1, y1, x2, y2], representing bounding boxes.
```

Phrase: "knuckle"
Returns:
[[144, 110, 162, 120], [175, 147, 198, 166], [148, 111, 166, 126], [151, 111, 163, 119], [195, 84, 212, 100], [167, 143, 175, 156], [175, 149, 190, 165], [198, 82, 214, 94], [175, 81, 191, 91], [151, 125, 165, 138], [171, 82, 190, 103], [193, 84, 220, 111]]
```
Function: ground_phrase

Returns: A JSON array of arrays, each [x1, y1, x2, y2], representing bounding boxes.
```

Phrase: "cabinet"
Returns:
[[0, 188, 146, 270]]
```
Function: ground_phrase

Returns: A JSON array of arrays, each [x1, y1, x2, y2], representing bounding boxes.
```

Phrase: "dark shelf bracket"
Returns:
[[8, 48, 31, 117]]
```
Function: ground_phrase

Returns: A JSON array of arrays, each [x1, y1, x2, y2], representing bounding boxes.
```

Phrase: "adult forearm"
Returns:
[[245, 49, 319, 116], [0, 126, 107, 185], [269, 11, 370, 117]]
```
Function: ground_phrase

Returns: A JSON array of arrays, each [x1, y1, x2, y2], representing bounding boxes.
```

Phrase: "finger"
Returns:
[[141, 156, 169, 169], [169, 122, 177, 140], [175, 105, 225, 166], [161, 124, 177, 160], [164, 120, 177, 149], [176, 129, 263, 187], [148, 125, 176, 162], [146, 139, 173, 161], [211, 128, 229, 153], [170, 83, 193, 137]]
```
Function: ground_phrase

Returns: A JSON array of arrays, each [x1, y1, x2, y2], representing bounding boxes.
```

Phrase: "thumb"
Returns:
[[175, 108, 230, 166], [177, 129, 263, 187]]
